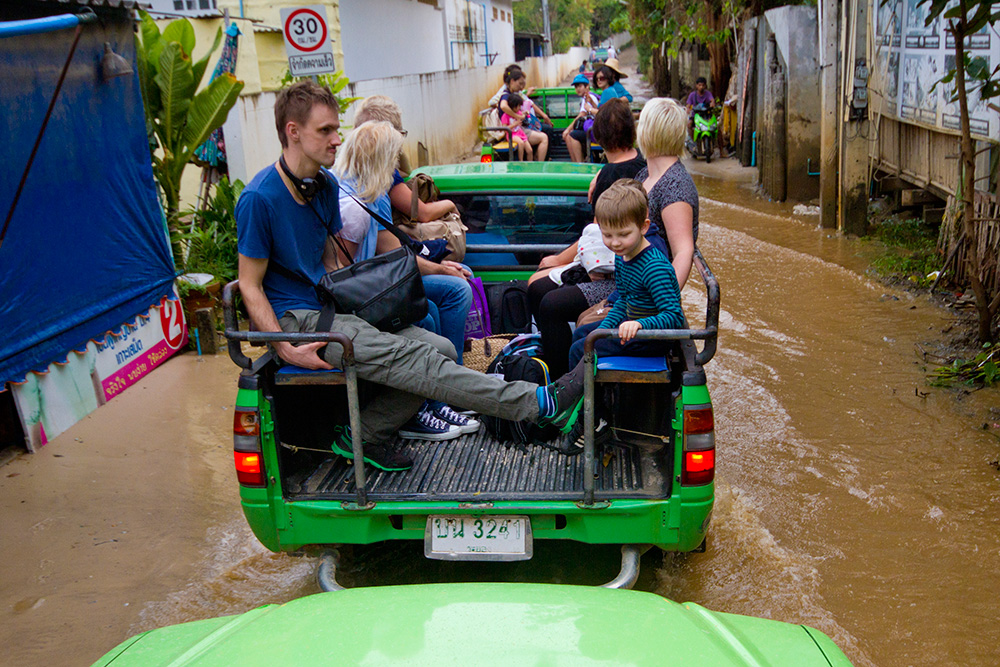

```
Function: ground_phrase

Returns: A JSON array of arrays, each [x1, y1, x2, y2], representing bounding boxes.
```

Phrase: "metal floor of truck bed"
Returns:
[[286, 430, 670, 502]]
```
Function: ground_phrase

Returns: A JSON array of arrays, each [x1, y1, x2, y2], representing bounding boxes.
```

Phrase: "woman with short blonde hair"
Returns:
[[634, 97, 699, 288], [637, 97, 688, 161], [333, 121, 402, 204]]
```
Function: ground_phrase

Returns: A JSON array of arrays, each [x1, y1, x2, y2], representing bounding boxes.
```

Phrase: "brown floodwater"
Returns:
[[1, 164, 998, 666]]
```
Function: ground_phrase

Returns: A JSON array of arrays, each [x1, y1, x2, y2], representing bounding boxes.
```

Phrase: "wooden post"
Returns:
[[838, 0, 870, 235], [819, 0, 839, 228]]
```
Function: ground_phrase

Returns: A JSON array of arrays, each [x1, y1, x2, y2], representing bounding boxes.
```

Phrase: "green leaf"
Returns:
[[139, 10, 164, 70], [191, 26, 224, 91], [134, 33, 160, 142], [162, 18, 196, 58], [175, 73, 244, 171], [155, 42, 194, 145]]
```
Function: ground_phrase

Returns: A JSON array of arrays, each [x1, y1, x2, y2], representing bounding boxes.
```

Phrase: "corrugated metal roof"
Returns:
[[252, 23, 282, 33], [146, 8, 222, 18], [37, 0, 149, 8]]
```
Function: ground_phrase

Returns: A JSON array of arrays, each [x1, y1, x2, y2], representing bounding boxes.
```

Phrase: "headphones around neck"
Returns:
[[279, 155, 329, 201]]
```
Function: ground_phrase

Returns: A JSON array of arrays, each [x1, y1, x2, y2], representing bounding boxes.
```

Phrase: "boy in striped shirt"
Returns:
[[567, 178, 684, 368]]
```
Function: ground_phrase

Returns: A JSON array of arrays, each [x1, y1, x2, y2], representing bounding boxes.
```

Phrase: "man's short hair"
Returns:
[[637, 97, 687, 158], [594, 179, 648, 230], [355, 95, 403, 131], [592, 98, 636, 152], [695, 76, 707, 85], [274, 80, 339, 148]]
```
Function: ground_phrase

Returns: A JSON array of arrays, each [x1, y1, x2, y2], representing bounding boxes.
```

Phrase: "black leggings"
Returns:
[[528, 276, 589, 378]]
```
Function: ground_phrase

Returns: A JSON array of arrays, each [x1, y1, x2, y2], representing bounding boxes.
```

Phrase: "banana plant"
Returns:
[[135, 10, 244, 263]]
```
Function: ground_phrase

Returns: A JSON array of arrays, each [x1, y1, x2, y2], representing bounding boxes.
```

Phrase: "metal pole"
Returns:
[[582, 343, 596, 505], [541, 0, 552, 57]]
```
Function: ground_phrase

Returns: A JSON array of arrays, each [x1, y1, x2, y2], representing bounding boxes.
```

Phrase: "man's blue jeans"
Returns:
[[420, 273, 473, 364]]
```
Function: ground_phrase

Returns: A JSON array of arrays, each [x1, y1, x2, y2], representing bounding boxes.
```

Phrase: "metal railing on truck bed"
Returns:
[[222, 246, 719, 510]]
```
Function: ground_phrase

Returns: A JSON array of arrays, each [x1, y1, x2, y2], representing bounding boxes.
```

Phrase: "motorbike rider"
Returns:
[[685, 77, 715, 133]]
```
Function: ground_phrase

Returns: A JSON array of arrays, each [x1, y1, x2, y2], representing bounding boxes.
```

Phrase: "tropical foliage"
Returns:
[[135, 10, 244, 224], [178, 177, 243, 287]]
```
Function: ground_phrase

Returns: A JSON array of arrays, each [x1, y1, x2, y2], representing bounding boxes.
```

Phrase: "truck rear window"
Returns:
[[445, 192, 593, 245]]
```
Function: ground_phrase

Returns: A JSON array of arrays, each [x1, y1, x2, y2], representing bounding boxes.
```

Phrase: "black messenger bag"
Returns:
[[273, 189, 428, 333]]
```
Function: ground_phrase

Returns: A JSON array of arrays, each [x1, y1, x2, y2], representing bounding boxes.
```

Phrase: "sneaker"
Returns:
[[537, 361, 589, 434], [331, 425, 412, 472], [431, 403, 481, 435], [399, 408, 463, 442]]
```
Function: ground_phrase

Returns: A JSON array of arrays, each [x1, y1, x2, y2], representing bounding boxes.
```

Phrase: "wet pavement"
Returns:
[[4, 49, 1000, 667]]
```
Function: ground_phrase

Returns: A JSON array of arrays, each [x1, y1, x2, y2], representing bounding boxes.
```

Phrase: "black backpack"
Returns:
[[482, 353, 560, 444], [486, 281, 532, 334]]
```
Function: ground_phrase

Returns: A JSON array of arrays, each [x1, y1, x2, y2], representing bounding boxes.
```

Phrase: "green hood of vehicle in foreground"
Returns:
[[412, 162, 601, 193], [94, 583, 851, 666]]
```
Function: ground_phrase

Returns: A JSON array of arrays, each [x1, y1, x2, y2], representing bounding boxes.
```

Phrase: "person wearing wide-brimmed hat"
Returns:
[[595, 58, 633, 106], [562, 73, 600, 162]]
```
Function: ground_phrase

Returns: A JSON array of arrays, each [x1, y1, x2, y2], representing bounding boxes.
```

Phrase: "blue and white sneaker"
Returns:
[[399, 408, 463, 441], [431, 403, 481, 435]]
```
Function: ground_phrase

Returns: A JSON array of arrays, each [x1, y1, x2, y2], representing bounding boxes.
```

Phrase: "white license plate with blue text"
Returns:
[[425, 515, 532, 561]]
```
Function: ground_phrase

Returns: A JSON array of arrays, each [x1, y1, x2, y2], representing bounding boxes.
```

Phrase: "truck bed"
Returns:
[[283, 430, 671, 503]]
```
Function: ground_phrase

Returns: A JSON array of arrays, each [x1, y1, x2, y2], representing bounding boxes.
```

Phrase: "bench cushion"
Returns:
[[596, 356, 669, 373]]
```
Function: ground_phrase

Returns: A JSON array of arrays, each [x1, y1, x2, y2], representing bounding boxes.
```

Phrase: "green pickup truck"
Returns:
[[223, 162, 718, 589]]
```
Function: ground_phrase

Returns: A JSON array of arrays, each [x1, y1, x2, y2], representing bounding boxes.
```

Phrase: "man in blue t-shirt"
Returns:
[[235, 82, 588, 472]]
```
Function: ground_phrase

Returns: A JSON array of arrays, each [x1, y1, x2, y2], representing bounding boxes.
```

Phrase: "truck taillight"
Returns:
[[481, 153, 493, 163], [682, 404, 715, 486], [234, 452, 265, 487], [233, 407, 265, 487]]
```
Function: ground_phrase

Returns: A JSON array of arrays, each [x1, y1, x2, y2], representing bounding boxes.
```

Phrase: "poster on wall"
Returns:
[[873, 0, 1000, 139], [11, 296, 188, 451]]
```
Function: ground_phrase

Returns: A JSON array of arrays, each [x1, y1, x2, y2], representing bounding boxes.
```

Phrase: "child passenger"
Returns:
[[567, 178, 684, 369], [500, 92, 531, 160]]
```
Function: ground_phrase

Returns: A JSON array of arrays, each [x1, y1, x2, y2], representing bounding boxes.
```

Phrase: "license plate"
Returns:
[[424, 515, 532, 561]]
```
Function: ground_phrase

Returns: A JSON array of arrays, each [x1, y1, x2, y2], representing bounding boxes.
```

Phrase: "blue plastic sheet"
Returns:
[[0, 15, 175, 386]]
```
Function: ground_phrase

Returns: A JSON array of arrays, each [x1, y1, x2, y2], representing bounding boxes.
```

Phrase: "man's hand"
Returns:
[[618, 320, 642, 343], [274, 341, 333, 370], [438, 260, 471, 278]]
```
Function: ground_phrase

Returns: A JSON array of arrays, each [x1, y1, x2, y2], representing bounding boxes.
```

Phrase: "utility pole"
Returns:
[[818, 0, 839, 229], [838, 0, 870, 235], [541, 0, 552, 57]]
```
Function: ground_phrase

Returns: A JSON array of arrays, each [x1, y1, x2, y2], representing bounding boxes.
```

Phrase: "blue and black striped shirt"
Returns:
[[599, 245, 683, 332]]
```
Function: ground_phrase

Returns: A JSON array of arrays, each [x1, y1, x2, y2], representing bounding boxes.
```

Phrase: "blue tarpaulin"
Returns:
[[0, 8, 175, 387]]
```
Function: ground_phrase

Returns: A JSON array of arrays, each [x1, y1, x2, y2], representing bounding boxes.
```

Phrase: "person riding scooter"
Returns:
[[685, 77, 715, 132], [686, 77, 718, 162]]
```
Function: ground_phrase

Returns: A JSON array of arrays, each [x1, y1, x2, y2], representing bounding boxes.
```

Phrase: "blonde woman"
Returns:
[[635, 97, 698, 288], [332, 121, 478, 440]]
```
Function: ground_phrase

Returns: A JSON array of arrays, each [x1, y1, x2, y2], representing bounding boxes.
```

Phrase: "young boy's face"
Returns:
[[575, 82, 590, 96], [599, 218, 650, 261]]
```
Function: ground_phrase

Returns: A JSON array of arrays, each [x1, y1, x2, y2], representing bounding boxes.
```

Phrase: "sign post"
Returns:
[[280, 5, 336, 78]]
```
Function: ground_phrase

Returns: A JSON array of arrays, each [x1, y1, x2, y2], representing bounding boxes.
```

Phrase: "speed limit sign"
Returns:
[[280, 5, 336, 77]]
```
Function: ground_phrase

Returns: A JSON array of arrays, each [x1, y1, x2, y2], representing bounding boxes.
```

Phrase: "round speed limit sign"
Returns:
[[283, 7, 327, 52]]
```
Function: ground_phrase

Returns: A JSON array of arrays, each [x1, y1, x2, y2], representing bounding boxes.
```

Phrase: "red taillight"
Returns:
[[234, 451, 266, 487], [682, 404, 715, 485], [234, 407, 259, 436], [481, 153, 493, 163], [682, 449, 715, 485]]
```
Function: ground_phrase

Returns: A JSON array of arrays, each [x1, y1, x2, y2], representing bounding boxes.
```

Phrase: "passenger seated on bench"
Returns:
[[567, 179, 684, 370], [500, 93, 531, 161]]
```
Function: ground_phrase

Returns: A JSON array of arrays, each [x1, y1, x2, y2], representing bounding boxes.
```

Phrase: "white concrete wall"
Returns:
[[340, 0, 449, 81], [226, 46, 588, 183]]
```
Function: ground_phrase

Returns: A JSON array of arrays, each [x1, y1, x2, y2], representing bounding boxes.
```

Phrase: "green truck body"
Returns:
[[224, 162, 719, 578]]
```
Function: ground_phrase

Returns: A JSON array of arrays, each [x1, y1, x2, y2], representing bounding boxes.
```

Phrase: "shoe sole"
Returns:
[[398, 428, 464, 442], [457, 422, 482, 435], [331, 439, 412, 472]]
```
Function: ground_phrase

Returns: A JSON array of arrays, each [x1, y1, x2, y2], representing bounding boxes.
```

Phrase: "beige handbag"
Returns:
[[395, 173, 467, 262]]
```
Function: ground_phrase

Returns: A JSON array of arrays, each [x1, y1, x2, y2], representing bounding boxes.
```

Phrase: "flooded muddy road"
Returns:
[[2, 164, 999, 666]]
